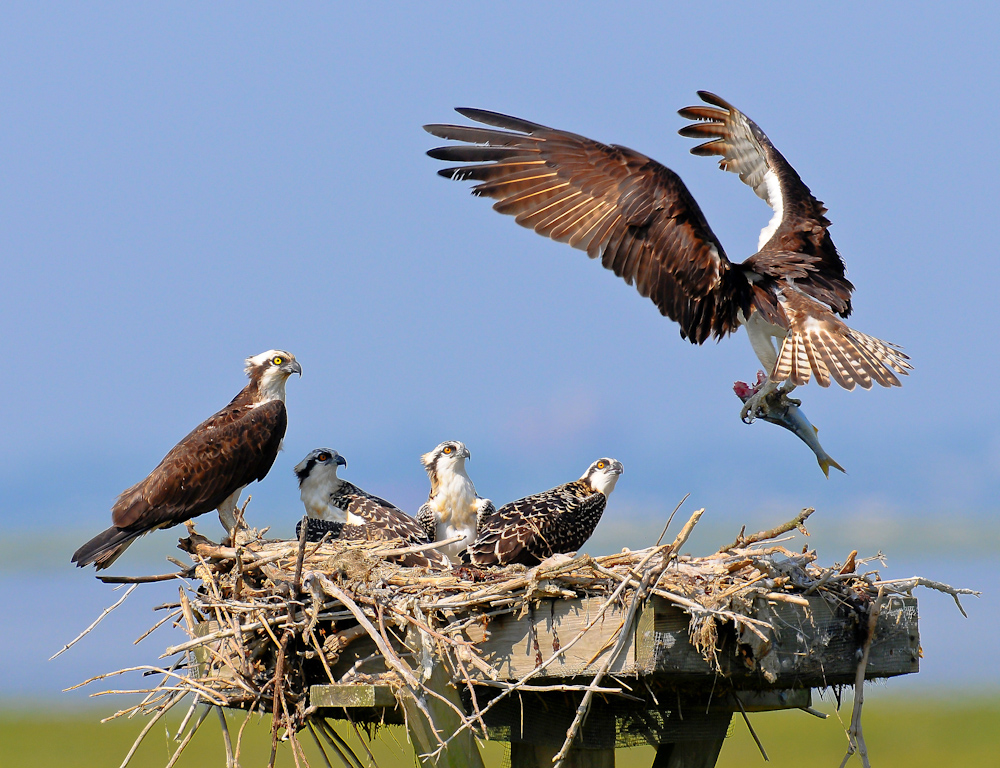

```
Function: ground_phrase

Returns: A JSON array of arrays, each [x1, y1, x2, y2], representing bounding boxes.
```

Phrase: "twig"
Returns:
[[733, 692, 769, 761], [116, 691, 185, 768], [552, 542, 672, 767], [724, 508, 815, 551], [165, 703, 210, 768], [98, 570, 194, 584], [216, 707, 236, 768], [379, 534, 464, 558], [293, 515, 309, 595], [655, 493, 690, 546], [50, 584, 138, 660], [839, 588, 886, 768], [873, 576, 979, 618]]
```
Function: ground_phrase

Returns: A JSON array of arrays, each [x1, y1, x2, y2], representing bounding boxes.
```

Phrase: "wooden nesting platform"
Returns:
[[307, 592, 919, 767]]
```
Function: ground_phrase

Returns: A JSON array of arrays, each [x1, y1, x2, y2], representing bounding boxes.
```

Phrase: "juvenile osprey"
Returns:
[[415, 441, 495, 564], [425, 93, 910, 420], [72, 350, 301, 570], [293, 448, 449, 569], [469, 458, 623, 567]]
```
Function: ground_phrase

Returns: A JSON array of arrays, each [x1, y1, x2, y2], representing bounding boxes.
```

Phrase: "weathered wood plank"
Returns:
[[464, 593, 917, 687], [470, 597, 637, 679], [635, 593, 919, 687]]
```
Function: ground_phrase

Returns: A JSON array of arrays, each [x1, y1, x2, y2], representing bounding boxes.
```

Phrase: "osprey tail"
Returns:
[[72, 526, 143, 570]]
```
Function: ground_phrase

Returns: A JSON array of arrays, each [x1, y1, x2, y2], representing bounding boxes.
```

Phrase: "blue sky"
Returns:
[[2, 3, 999, 558], [1, 2, 998, 700]]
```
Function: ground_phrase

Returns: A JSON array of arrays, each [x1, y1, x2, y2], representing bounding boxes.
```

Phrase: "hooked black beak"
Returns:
[[289, 360, 303, 376], [336, 454, 348, 468]]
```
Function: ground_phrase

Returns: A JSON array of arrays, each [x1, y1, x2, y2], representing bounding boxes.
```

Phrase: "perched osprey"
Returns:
[[469, 458, 624, 567], [293, 448, 450, 569], [72, 350, 301, 570], [425, 93, 910, 420], [415, 441, 495, 564]]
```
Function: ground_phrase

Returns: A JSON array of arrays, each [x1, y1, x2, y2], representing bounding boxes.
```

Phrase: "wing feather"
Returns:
[[111, 398, 286, 532], [426, 109, 747, 343]]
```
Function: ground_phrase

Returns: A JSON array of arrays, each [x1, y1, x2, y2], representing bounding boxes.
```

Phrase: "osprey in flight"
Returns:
[[293, 448, 449, 569], [425, 93, 910, 420], [415, 441, 495, 564], [72, 350, 301, 570], [468, 458, 623, 567]]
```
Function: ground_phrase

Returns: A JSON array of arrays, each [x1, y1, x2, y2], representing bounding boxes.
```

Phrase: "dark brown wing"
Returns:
[[338, 482, 432, 545], [111, 397, 287, 531], [297, 517, 449, 569], [469, 480, 602, 566], [678, 91, 853, 317], [426, 109, 751, 344]]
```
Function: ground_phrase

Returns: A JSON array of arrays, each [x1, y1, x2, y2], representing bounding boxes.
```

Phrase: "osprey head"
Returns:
[[421, 440, 471, 476], [295, 448, 347, 521], [245, 349, 301, 402], [294, 448, 347, 487], [582, 458, 623, 497]]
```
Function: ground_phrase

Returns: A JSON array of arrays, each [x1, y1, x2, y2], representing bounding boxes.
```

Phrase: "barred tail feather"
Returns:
[[773, 325, 910, 390]]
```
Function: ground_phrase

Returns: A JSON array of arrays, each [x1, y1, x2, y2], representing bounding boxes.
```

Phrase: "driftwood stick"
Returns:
[[733, 692, 769, 761], [724, 507, 815, 551], [50, 583, 139, 660], [216, 706, 235, 768], [133, 609, 182, 645], [293, 515, 309, 595], [380, 534, 464, 558], [873, 576, 979, 618], [839, 588, 887, 768], [99, 570, 193, 584], [268, 630, 293, 768], [164, 703, 210, 768], [668, 508, 705, 555], [116, 690, 185, 768]]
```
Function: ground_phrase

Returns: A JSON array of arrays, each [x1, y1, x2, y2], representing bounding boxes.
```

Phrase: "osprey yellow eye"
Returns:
[[272, 356, 283, 366], [443, 446, 453, 454], [597, 461, 605, 469]]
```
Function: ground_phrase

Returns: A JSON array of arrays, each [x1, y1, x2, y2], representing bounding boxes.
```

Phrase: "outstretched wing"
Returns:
[[111, 400, 286, 533], [425, 109, 751, 344], [678, 91, 854, 316]]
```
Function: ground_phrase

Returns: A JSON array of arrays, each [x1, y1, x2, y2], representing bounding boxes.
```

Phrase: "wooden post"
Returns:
[[400, 661, 485, 768], [510, 742, 615, 768], [651, 738, 726, 768]]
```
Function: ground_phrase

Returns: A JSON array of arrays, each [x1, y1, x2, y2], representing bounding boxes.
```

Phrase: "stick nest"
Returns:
[[71, 506, 976, 768]]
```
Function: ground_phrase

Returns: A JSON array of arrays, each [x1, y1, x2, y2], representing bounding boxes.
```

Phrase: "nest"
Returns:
[[65, 506, 976, 768]]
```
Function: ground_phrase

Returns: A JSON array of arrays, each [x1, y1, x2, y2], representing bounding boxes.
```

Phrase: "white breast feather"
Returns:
[[431, 471, 478, 561]]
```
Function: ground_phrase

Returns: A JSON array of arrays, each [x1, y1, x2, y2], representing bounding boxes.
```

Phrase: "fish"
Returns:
[[734, 371, 846, 477]]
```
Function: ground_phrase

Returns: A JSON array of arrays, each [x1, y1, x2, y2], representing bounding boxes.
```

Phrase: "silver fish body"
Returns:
[[735, 374, 845, 477]]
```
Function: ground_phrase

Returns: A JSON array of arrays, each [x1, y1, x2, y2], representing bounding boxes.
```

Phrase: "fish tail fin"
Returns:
[[817, 454, 847, 478]]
